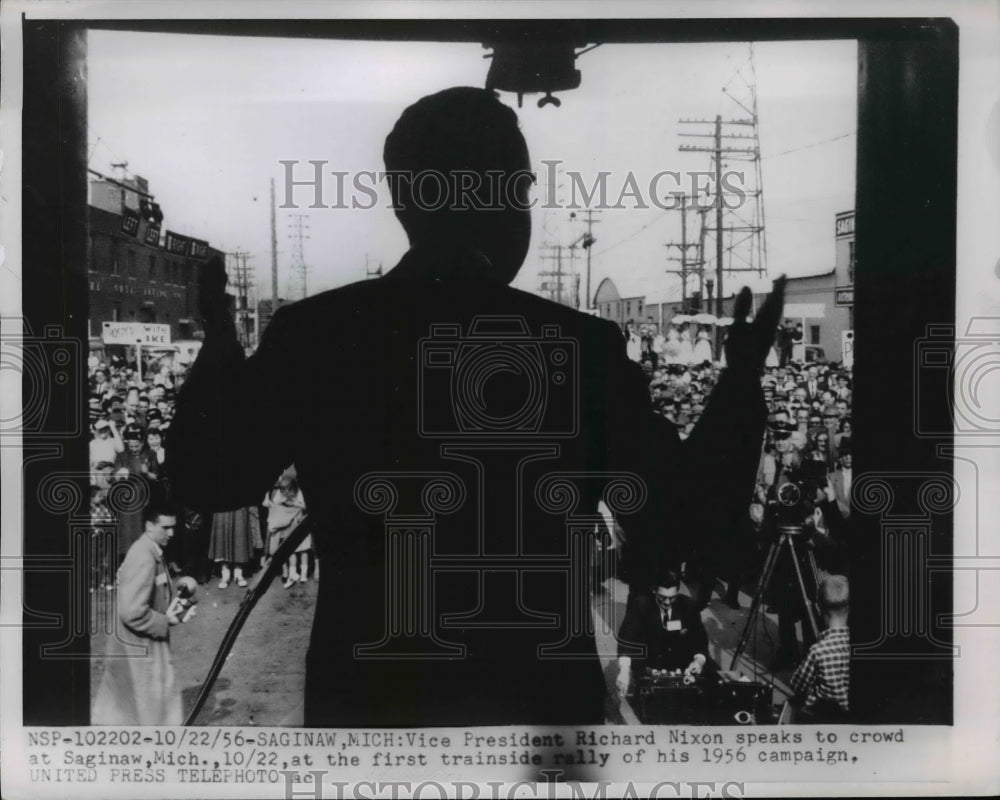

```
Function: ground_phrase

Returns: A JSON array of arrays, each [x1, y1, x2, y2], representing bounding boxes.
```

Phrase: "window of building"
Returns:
[[111, 245, 120, 276], [127, 249, 136, 278], [149, 254, 157, 282], [112, 301, 121, 322], [810, 325, 821, 345], [847, 240, 855, 283]]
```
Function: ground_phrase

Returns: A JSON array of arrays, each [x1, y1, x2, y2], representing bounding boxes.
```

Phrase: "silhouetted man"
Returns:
[[169, 87, 783, 726]]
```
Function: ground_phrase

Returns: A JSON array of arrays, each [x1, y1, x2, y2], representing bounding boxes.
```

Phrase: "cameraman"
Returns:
[[763, 447, 825, 670]]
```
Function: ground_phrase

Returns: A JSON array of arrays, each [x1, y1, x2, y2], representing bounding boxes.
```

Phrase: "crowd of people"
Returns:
[[87, 351, 316, 595], [616, 315, 854, 720], [88, 312, 852, 723]]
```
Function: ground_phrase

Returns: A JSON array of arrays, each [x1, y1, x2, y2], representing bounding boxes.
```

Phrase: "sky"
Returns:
[[87, 30, 856, 305]]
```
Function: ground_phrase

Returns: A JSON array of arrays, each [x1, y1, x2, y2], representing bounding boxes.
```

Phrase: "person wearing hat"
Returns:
[[90, 417, 124, 469], [112, 424, 159, 561]]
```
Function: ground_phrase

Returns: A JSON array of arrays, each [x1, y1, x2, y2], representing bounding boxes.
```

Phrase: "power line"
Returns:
[[591, 210, 670, 258], [763, 131, 856, 160]]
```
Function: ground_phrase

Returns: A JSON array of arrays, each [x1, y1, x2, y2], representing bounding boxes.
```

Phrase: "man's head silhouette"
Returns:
[[384, 87, 533, 285]]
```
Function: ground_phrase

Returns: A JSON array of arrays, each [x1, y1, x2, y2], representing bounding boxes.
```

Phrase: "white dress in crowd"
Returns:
[[693, 330, 713, 363], [661, 327, 681, 365], [677, 329, 695, 365], [765, 346, 779, 367], [625, 332, 642, 362]]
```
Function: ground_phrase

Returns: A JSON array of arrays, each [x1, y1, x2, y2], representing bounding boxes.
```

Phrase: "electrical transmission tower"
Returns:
[[677, 45, 768, 323], [287, 214, 310, 300]]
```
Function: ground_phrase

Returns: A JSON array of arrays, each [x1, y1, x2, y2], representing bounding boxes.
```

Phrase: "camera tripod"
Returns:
[[730, 523, 821, 670]]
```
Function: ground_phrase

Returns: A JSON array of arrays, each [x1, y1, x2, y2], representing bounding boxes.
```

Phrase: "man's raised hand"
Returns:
[[724, 275, 787, 371]]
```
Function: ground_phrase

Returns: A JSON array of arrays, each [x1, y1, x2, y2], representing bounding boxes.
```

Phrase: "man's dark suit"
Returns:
[[617, 592, 710, 679], [168, 246, 765, 726]]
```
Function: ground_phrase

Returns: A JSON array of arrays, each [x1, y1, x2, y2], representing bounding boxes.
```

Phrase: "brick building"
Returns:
[[87, 176, 223, 342]]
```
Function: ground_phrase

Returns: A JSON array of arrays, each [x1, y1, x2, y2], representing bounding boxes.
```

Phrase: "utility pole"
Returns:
[[227, 250, 255, 349], [287, 214, 310, 300], [538, 244, 567, 306], [673, 46, 769, 360], [664, 195, 703, 312], [569, 209, 600, 309], [714, 115, 724, 320]]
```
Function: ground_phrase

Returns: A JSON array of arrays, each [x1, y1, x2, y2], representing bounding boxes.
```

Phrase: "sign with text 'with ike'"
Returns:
[[101, 322, 172, 345]]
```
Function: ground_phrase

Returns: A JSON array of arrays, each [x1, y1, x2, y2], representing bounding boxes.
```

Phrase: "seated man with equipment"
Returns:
[[616, 570, 715, 695]]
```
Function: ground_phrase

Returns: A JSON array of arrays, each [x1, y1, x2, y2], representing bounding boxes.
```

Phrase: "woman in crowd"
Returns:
[[661, 324, 681, 365], [146, 428, 167, 479], [623, 319, 642, 362], [208, 504, 262, 589], [693, 326, 713, 363], [264, 471, 313, 588], [835, 417, 852, 451], [677, 323, 695, 364]]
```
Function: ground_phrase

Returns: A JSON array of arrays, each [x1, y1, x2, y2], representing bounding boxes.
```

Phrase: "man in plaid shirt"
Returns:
[[788, 575, 850, 722]]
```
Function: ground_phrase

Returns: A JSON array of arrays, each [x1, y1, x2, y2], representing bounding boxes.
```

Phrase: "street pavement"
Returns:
[[91, 571, 796, 726]]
